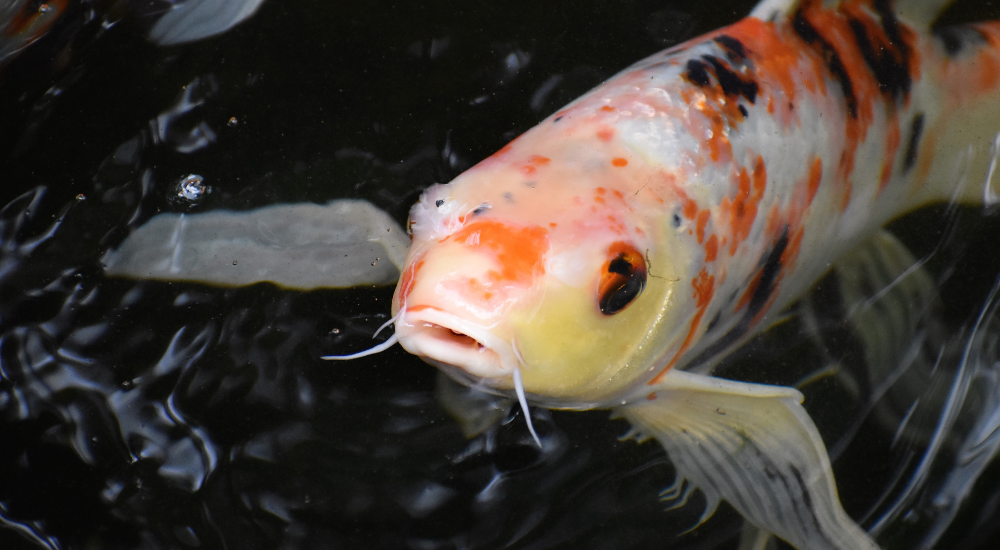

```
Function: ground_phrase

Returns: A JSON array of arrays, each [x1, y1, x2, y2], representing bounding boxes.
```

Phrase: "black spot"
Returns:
[[793, 10, 858, 118], [672, 212, 682, 228], [435, 199, 444, 207], [935, 25, 986, 57], [685, 59, 712, 87], [739, 105, 749, 118], [704, 56, 758, 103], [503, 192, 515, 203], [847, 1, 912, 101], [747, 227, 789, 319], [714, 35, 747, 62], [553, 116, 563, 123], [524, 181, 537, 188], [903, 113, 924, 172], [472, 204, 489, 216]]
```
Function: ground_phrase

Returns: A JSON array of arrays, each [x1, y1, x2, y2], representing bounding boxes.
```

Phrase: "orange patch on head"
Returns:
[[450, 221, 549, 286], [396, 259, 425, 306], [612, 157, 628, 167]]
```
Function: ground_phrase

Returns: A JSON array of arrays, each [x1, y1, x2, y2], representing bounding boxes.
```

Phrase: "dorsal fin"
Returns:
[[750, 0, 957, 29]]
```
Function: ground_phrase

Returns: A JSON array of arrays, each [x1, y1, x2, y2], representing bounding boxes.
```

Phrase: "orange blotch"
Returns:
[[806, 156, 823, 205], [650, 267, 715, 384], [681, 196, 698, 219], [723, 159, 765, 255], [450, 221, 549, 285], [549, 222, 558, 228], [597, 128, 615, 142], [396, 259, 425, 306], [880, 118, 901, 193], [594, 195, 606, 204], [704, 234, 718, 262], [596, 187, 607, 195], [612, 157, 629, 167], [529, 155, 550, 165], [646, 393, 657, 401], [601, 105, 616, 112], [613, 190, 624, 199], [696, 209, 710, 244], [521, 165, 537, 176]]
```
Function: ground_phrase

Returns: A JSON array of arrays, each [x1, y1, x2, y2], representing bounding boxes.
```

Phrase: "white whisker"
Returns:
[[512, 343, 541, 448], [373, 311, 401, 339], [322, 334, 399, 360]]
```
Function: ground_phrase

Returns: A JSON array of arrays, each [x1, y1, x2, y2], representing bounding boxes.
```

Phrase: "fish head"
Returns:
[[392, 126, 700, 406]]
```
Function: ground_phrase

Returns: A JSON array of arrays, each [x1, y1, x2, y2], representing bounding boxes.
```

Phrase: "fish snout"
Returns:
[[395, 305, 518, 379]]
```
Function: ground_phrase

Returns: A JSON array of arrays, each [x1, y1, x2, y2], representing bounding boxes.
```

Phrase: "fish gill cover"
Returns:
[[2, 1, 1000, 549]]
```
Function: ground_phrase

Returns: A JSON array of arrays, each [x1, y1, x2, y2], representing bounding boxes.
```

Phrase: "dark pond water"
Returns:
[[4, 1, 1000, 549]]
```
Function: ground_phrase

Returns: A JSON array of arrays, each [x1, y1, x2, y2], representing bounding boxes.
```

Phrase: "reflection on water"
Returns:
[[3, 1, 1000, 549]]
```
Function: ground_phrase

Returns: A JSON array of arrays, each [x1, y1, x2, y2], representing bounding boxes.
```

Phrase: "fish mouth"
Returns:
[[395, 305, 517, 379]]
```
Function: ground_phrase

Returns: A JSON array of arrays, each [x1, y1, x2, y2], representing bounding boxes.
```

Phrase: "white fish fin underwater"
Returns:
[[146, 0, 267, 46], [102, 200, 409, 290], [749, 0, 956, 28], [616, 370, 878, 550]]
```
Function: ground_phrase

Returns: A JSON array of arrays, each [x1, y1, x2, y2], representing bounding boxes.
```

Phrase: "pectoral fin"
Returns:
[[435, 371, 512, 438], [103, 200, 409, 290], [616, 370, 878, 550]]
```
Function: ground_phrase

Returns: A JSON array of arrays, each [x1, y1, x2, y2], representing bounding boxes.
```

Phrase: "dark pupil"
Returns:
[[600, 255, 645, 315]]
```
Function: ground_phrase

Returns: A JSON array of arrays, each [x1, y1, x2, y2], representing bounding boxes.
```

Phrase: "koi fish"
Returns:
[[103, 0, 1000, 548], [328, 0, 1000, 548]]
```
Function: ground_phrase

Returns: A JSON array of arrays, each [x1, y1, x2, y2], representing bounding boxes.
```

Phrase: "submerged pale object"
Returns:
[[103, 200, 409, 289]]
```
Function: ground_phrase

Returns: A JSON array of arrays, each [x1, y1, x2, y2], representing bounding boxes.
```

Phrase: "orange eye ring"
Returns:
[[598, 242, 646, 315]]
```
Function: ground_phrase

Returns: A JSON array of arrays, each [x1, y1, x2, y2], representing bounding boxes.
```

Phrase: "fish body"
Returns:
[[387, 0, 1000, 548]]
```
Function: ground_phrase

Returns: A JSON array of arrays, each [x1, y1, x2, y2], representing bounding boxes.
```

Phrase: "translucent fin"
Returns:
[[738, 522, 778, 550], [617, 370, 878, 550], [147, 0, 267, 46], [435, 372, 512, 438], [103, 200, 410, 290]]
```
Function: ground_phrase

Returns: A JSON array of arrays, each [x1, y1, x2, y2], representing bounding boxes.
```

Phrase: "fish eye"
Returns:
[[598, 243, 646, 315]]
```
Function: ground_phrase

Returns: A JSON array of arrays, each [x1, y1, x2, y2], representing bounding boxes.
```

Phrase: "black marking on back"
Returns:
[[714, 35, 747, 62], [747, 228, 789, 319], [684, 228, 790, 369], [705, 56, 759, 103], [793, 9, 858, 119], [848, 0, 912, 100], [935, 25, 987, 57], [903, 113, 925, 172], [739, 105, 749, 118], [685, 59, 712, 87]]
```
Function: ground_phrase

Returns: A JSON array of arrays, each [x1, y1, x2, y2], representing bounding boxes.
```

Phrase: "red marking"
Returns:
[[806, 156, 822, 205], [601, 105, 616, 112], [646, 393, 657, 401], [549, 222, 558, 228], [597, 128, 615, 142], [396, 259, 425, 306], [596, 187, 607, 195], [450, 221, 549, 286], [612, 157, 629, 167], [681, 195, 698, 219], [880, 116, 900, 193], [696, 209, 710, 244], [529, 155, 550, 165], [651, 267, 715, 384], [613, 190, 624, 199], [521, 165, 537, 176], [722, 157, 766, 256], [704, 234, 718, 262], [736, 268, 763, 312], [594, 195, 606, 204]]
